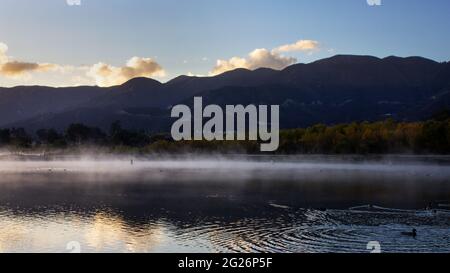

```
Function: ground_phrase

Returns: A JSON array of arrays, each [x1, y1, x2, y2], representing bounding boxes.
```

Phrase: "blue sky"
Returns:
[[0, 0, 449, 87]]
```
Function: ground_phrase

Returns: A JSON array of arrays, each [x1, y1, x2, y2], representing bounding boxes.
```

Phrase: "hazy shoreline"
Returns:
[[1, 151, 450, 165]]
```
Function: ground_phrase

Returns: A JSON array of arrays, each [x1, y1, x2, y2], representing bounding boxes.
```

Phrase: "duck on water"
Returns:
[[401, 229, 417, 238]]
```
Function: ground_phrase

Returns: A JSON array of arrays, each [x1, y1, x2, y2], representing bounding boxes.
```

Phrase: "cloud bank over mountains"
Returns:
[[210, 48, 297, 76], [87, 57, 166, 87], [0, 41, 166, 87], [210, 40, 320, 76], [0, 39, 319, 87]]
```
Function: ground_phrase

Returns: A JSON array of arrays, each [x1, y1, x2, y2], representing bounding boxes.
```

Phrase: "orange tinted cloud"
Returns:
[[87, 57, 166, 87], [0, 61, 56, 77], [0, 42, 166, 87], [273, 40, 319, 53], [211, 48, 296, 76], [210, 39, 320, 75], [0, 42, 58, 78]]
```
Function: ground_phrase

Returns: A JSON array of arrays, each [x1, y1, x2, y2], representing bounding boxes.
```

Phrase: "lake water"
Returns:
[[0, 156, 449, 253]]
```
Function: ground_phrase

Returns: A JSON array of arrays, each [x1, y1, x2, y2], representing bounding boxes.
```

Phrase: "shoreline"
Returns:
[[1, 152, 450, 164]]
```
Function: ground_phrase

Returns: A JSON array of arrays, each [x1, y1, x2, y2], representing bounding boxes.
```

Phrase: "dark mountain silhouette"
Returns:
[[3, 55, 450, 132], [0, 85, 108, 126]]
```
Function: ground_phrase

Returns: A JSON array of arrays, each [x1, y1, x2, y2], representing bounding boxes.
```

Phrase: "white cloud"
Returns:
[[0, 43, 8, 64], [210, 39, 320, 75], [273, 40, 319, 53], [87, 57, 166, 87], [187, 71, 207, 77], [211, 48, 297, 76]]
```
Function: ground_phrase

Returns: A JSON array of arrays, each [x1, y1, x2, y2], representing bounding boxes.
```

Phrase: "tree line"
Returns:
[[0, 116, 449, 154]]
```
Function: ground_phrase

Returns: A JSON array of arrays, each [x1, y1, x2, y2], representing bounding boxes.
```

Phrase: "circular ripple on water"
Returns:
[[170, 209, 450, 253]]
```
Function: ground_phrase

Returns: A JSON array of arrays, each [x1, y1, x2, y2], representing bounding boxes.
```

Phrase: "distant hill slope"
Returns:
[[0, 85, 108, 126], [3, 55, 450, 132]]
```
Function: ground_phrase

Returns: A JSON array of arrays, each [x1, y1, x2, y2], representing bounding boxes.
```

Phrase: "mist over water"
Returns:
[[0, 155, 449, 253]]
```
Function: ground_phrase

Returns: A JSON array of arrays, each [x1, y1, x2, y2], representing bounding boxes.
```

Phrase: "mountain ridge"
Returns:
[[1, 54, 449, 132]]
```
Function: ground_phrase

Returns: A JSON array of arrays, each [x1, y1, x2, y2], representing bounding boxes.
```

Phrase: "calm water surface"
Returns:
[[0, 156, 449, 253]]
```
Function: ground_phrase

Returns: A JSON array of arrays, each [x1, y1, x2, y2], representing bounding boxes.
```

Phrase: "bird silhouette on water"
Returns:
[[401, 229, 417, 238]]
